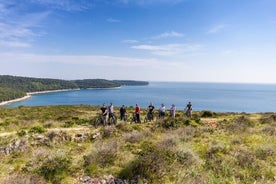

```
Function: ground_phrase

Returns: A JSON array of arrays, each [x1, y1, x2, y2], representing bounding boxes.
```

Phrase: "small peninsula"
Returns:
[[0, 75, 149, 103]]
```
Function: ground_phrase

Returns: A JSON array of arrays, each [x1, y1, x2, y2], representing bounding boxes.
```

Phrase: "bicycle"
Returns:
[[144, 112, 154, 123], [93, 113, 107, 128], [131, 112, 137, 123], [108, 113, 117, 125], [120, 113, 127, 122]]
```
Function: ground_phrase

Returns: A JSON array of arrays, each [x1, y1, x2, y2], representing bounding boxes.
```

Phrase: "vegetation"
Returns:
[[0, 105, 275, 183], [0, 75, 148, 102], [113, 80, 149, 86]]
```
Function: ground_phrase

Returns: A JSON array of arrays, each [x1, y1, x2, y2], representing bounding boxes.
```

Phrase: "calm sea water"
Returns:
[[6, 82, 276, 112]]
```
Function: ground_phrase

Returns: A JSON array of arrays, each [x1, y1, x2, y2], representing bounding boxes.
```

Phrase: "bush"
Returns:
[[222, 116, 255, 132], [262, 125, 276, 136], [61, 121, 74, 128], [36, 154, 72, 183], [201, 111, 213, 117], [0, 118, 19, 126], [119, 141, 176, 182], [29, 126, 45, 134], [17, 130, 27, 137], [74, 118, 90, 125], [260, 114, 276, 124], [160, 117, 179, 129], [122, 130, 148, 144], [102, 126, 117, 138], [177, 148, 198, 166], [2, 173, 46, 184], [84, 140, 118, 171]]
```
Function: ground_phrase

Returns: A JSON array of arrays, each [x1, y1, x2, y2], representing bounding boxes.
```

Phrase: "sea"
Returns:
[[6, 82, 276, 113]]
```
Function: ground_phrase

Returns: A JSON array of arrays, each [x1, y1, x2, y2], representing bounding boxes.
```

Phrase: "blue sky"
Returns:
[[1, 0, 276, 83]]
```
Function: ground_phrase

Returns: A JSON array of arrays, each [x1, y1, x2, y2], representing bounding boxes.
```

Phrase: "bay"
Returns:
[[6, 82, 276, 113]]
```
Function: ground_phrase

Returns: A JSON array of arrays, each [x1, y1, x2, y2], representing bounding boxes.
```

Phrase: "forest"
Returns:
[[0, 75, 148, 102]]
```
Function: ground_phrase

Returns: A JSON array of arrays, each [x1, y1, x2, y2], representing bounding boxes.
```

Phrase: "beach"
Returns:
[[0, 95, 32, 106], [0, 88, 80, 106]]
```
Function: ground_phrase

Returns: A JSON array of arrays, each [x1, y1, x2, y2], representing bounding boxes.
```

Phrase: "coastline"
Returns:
[[0, 88, 80, 107]]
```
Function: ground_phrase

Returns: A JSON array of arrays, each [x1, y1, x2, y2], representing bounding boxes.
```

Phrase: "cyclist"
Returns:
[[147, 102, 155, 122], [185, 101, 193, 118], [120, 105, 127, 121], [135, 104, 141, 123], [108, 102, 114, 124], [170, 104, 176, 117], [100, 103, 108, 126], [159, 103, 166, 118]]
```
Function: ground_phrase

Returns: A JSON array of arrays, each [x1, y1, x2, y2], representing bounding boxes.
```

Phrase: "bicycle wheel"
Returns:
[[143, 116, 148, 123], [109, 117, 114, 125], [94, 118, 101, 128]]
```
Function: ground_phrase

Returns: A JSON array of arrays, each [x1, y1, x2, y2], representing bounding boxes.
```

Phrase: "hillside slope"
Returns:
[[0, 106, 275, 184]]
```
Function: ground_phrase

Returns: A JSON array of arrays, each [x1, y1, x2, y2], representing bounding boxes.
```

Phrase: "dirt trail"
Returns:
[[0, 126, 94, 137], [201, 118, 219, 128]]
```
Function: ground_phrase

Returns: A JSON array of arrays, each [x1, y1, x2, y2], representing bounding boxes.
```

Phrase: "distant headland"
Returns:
[[0, 75, 149, 104]]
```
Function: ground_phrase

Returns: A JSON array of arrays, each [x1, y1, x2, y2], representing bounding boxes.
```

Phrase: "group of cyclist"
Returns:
[[99, 101, 193, 125], [100, 102, 116, 126]]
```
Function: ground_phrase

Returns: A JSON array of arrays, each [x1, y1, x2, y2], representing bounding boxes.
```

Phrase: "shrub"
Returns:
[[119, 141, 176, 182], [102, 126, 117, 138], [223, 116, 255, 132], [184, 119, 200, 127], [201, 110, 213, 117], [122, 130, 148, 144], [177, 147, 198, 166], [61, 121, 75, 128], [0, 118, 19, 126], [158, 133, 179, 150], [29, 126, 45, 134], [2, 173, 46, 184], [84, 140, 118, 170], [260, 114, 276, 124], [262, 125, 276, 136], [255, 146, 275, 160], [74, 118, 90, 125], [17, 130, 27, 137], [160, 117, 179, 129], [36, 154, 72, 183]]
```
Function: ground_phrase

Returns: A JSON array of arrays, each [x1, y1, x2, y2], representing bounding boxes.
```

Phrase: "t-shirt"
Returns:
[[135, 106, 140, 114], [101, 107, 107, 115], [120, 107, 126, 115], [148, 105, 155, 114]]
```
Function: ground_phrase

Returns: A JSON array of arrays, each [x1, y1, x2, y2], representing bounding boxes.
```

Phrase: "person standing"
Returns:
[[108, 102, 114, 124], [120, 105, 127, 121], [170, 104, 176, 117], [135, 104, 141, 123], [185, 101, 192, 118], [147, 102, 155, 122], [100, 103, 108, 126], [159, 103, 166, 118]]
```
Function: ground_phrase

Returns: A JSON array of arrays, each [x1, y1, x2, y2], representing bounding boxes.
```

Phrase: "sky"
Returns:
[[0, 0, 276, 83]]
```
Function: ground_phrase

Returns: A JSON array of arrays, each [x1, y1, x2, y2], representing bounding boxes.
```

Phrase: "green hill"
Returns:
[[0, 75, 148, 102], [0, 106, 275, 183]]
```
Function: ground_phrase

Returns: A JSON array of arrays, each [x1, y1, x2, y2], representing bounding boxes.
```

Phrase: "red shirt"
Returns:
[[135, 106, 140, 114]]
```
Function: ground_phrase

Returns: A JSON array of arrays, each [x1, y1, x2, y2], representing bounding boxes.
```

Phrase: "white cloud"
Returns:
[[30, 0, 93, 11], [122, 39, 139, 44], [106, 18, 121, 23], [207, 24, 227, 34], [151, 31, 184, 39], [0, 2, 50, 48], [115, 0, 185, 6], [0, 52, 172, 80], [0, 52, 159, 66], [131, 43, 202, 56], [0, 40, 31, 48]]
